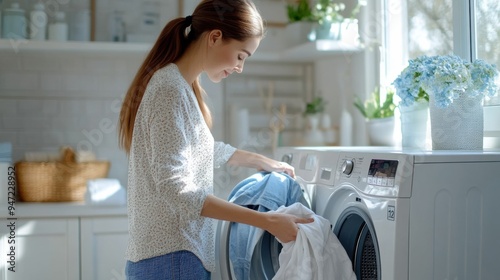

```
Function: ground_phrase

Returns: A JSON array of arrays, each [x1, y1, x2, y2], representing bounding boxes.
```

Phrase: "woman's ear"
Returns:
[[208, 29, 223, 47]]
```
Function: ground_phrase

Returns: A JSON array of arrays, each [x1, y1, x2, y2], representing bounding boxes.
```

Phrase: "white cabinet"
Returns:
[[80, 216, 129, 280], [0, 203, 128, 280], [0, 218, 80, 280]]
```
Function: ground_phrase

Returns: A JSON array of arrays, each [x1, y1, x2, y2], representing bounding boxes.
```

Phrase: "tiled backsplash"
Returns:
[[0, 51, 143, 186]]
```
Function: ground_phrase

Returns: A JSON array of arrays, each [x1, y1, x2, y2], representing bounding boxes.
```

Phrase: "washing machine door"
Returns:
[[333, 206, 381, 280], [217, 197, 311, 280], [216, 214, 284, 280]]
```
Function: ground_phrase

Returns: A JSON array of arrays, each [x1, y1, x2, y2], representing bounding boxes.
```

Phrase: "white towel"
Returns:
[[273, 203, 356, 280], [85, 178, 126, 206]]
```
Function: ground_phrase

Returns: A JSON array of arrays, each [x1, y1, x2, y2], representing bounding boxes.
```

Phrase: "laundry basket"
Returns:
[[15, 147, 110, 202]]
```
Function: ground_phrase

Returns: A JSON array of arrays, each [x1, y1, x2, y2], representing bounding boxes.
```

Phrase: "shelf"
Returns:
[[0, 39, 152, 55], [253, 40, 363, 62], [0, 38, 362, 61]]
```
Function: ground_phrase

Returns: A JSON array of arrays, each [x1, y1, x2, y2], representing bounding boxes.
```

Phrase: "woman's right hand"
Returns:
[[264, 212, 314, 243]]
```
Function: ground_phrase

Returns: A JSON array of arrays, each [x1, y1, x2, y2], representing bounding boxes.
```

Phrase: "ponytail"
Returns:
[[119, 17, 212, 153]]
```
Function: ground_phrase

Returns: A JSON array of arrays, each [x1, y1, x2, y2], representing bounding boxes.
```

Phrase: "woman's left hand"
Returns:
[[259, 159, 295, 178], [227, 149, 296, 178]]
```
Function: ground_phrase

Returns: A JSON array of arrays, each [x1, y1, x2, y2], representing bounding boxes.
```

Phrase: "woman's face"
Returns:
[[204, 30, 261, 83]]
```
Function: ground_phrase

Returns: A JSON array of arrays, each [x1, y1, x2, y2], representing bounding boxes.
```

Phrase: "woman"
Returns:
[[118, 0, 313, 279]]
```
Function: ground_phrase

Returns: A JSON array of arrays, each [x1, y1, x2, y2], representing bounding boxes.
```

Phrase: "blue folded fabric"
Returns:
[[0, 142, 12, 162], [228, 171, 304, 280]]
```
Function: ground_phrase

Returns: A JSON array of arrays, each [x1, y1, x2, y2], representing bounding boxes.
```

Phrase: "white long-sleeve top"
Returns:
[[125, 64, 236, 272]]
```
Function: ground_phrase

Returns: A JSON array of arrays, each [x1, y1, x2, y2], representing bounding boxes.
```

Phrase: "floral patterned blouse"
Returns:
[[125, 64, 236, 272]]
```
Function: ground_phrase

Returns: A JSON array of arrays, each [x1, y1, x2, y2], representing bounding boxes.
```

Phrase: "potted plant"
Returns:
[[392, 54, 499, 150], [311, 0, 345, 40], [354, 87, 397, 146], [304, 96, 327, 116], [303, 96, 328, 145], [285, 0, 316, 46], [287, 0, 314, 23]]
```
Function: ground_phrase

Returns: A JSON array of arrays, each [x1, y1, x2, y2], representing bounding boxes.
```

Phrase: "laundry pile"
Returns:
[[272, 202, 356, 280], [228, 171, 356, 280]]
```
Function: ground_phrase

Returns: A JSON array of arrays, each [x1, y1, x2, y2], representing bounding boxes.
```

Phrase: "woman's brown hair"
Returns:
[[118, 0, 264, 153]]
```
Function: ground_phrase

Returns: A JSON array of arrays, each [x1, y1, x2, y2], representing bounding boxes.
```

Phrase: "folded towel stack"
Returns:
[[85, 178, 126, 206], [0, 142, 12, 163]]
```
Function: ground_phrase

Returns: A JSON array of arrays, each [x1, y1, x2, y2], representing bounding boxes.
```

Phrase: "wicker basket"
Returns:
[[15, 148, 110, 202]]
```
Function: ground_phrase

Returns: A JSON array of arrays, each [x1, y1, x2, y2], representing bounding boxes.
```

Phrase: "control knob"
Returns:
[[341, 159, 354, 175], [281, 153, 293, 164]]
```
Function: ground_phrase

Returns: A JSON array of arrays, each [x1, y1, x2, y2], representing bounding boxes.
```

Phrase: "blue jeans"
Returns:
[[125, 250, 211, 280]]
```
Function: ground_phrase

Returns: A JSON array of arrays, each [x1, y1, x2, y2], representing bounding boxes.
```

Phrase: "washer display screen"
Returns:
[[367, 159, 398, 187]]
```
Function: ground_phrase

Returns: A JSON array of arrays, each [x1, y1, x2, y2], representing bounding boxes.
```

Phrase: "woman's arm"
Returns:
[[227, 149, 295, 178], [201, 194, 312, 243]]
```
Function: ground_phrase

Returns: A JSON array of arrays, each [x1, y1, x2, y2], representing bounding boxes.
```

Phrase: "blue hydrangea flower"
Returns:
[[392, 55, 499, 108]]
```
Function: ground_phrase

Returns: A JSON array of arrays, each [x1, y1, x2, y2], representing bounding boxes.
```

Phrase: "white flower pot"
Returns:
[[341, 18, 359, 45], [303, 114, 325, 146], [311, 21, 341, 41], [285, 21, 314, 46], [399, 100, 429, 149], [429, 93, 483, 150], [367, 117, 396, 146]]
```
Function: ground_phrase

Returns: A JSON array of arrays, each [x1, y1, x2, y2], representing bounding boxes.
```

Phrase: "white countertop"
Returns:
[[0, 202, 127, 219]]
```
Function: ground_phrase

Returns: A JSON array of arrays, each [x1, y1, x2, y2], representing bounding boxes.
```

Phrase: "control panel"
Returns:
[[334, 152, 411, 198]]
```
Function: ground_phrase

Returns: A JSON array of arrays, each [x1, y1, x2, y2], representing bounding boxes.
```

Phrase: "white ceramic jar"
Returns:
[[29, 2, 47, 40], [48, 11, 68, 41], [1, 2, 27, 39]]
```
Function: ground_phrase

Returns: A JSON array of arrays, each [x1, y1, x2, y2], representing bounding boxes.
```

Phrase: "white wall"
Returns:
[[0, 51, 143, 186]]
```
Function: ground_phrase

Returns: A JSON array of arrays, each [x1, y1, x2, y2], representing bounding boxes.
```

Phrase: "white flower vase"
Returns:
[[399, 100, 429, 149], [366, 117, 396, 146], [341, 18, 359, 46], [285, 21, 314, 46], [312, 21, 341, 41], [304, 114, 325, 146], [429, 93, 484, 150]]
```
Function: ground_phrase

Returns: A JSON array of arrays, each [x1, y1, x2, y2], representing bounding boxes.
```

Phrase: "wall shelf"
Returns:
[[0, 39, 363, 61], [0, 39, 152, 55], [253, 40, 363, 62]]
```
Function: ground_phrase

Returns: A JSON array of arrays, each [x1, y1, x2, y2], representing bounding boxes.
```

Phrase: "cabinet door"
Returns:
[[0, 218, 79, 280], [80, 216, 128, 280]]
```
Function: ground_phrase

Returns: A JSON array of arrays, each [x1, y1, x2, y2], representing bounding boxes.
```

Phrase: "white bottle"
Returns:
[[1, 2, 27, 39], [69, 9, 90, 41], [340, 109, 353, 146], [29, 3, 47, 40], [321, 113, 337, 145], [48, 11, 68, 41]]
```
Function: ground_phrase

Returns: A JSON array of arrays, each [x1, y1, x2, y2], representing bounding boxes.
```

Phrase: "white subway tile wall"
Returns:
[[0, 52, 140, 186], [0, 51, 310, 192]]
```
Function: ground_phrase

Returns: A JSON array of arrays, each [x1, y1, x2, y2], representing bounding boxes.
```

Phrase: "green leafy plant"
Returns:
[[354, 87, 396, 119], [287, 0, 314, 23], [304, 96, 327, 115]]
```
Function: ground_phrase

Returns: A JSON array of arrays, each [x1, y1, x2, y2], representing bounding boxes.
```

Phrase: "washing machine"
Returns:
[[274, 146, 500, 280]]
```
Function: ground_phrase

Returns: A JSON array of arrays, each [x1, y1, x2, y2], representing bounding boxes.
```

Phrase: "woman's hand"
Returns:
[[258, 159, 295, 179], [227, 149, 296, 178], [264, 212, 314, 243]]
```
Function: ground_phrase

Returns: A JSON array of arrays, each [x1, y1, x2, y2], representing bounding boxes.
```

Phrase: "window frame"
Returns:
[[382, 0, 479, 88]]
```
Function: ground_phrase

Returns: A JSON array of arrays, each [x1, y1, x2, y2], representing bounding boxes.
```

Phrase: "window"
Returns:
[[383, 0, 499, 105], [475, 0, 500, 105], [407, 0, 453, 58]]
